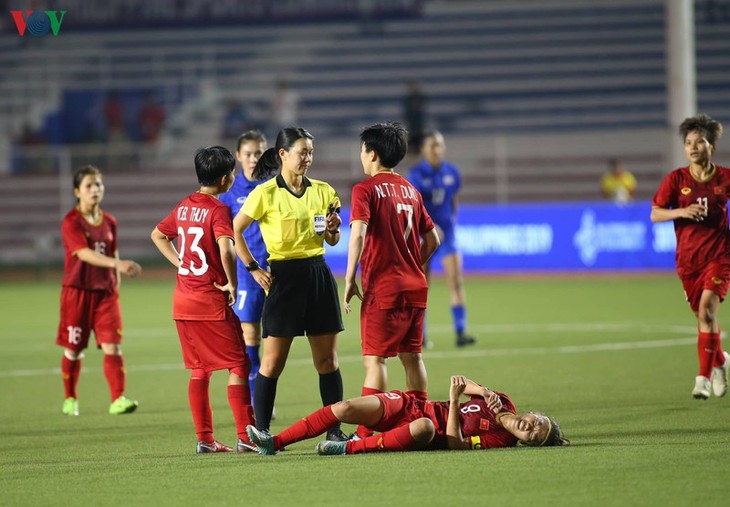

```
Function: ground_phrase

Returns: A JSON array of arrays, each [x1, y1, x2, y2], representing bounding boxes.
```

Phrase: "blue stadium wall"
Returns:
[[324, 201, 676, 274]]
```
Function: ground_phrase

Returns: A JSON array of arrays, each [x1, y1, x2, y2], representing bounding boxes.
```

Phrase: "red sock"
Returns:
[[347, 423, 416, 454], [697, 332, 717, 378], [274, 405, 338, 450], [103, 354, 126, 401], [712, 329, 726, 367], [227, 384, 255, 440], [61, 355, 81, 399], [189, 372, 213, 442], [407, 390, 428, 401], [356, 387, 382, 438]]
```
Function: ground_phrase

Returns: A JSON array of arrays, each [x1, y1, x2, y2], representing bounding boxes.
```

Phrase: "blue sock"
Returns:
[[246, 345, 260, 403], [451, 305, 466, 335]]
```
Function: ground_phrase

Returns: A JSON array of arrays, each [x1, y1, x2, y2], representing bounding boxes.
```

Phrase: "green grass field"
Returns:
[[1, 274, 728, 506]]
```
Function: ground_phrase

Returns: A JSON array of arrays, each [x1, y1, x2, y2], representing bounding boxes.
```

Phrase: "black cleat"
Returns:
[[456, 333, 476, 347], [326, 428, 349, 442]]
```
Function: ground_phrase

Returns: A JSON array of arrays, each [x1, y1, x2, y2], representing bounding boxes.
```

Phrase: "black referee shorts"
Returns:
[[262, 255, 344, 338]]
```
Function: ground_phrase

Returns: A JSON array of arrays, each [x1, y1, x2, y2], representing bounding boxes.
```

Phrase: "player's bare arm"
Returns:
[[343, 220, 366, 313], [214, 236, 238, 306], [150, 227, 181, 268], [650, 204, 707, 223], [75, 247, 141, 277], [462, 378, 502, 413], [445, 375, 470, 450], [419, 227, 440, 266]]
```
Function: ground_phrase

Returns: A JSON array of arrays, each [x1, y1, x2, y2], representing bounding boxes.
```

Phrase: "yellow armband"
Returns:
[[469, 436, 482, 449]]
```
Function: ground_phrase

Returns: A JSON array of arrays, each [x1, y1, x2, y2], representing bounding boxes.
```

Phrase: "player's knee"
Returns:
[[410, 417, 435, 444], [229, 365, 248, 380], [313, 355, 339, 373], [191, 369, 210, 381], [332, 399, 356, 419]]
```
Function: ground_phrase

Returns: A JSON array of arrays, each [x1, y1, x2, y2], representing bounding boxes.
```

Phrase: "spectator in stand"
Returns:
[[268, 79, 299, 136], [103, 91, 127, 143], [601, 158, 637, 204], [138, 92, 165, 144], [402, 79, 427, 153]]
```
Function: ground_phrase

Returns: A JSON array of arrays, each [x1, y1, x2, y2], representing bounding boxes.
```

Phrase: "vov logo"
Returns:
[[10, 10, 67, 37]]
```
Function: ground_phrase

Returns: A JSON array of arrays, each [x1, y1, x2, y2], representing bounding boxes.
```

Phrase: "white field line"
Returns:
[[1, 322, 698, 378]]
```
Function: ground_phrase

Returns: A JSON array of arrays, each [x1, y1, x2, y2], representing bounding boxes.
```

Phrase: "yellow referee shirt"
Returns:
[[242, 174, 340, 261]]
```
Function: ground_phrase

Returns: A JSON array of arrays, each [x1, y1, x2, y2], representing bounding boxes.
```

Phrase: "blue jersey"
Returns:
[[219, 174, 270, 289], [407, 159, 461, 232]]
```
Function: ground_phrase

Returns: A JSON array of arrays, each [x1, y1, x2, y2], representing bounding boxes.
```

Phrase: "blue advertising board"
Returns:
[[323, 201, 676, 274]]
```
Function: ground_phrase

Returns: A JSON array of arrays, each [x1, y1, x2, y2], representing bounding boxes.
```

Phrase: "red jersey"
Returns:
[[156, 192, 235, 321], [653, 165, 730, 276], [427, 392, 518, 450], [350, 172, 435, 309], [61, 208, 118, 292]]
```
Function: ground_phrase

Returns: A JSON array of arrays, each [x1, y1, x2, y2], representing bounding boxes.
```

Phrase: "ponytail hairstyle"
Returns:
[[252, 127, 314, 180]]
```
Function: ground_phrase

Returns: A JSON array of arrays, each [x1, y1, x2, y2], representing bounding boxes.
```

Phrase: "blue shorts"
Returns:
[[233, 286, 266, 323], [437, 226, 458, 257]]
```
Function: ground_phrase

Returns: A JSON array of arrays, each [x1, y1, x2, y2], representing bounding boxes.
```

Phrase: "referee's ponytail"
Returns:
[[253, 148, 280, 181], [254, 127, 315, 181]]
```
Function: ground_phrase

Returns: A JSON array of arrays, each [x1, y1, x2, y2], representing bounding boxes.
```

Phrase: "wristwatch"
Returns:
[[245, 260, 260, 272]]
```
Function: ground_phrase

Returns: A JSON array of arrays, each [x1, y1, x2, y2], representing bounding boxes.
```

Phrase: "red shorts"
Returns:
[[360, 297, 425, 357], [175, 307, 249, 372], [56, 286, 122, 352], [680, 261, 730, 312], [371, 391, 426, 433]]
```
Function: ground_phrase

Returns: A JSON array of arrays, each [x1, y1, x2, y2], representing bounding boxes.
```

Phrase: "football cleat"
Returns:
[[62, 397, 79, 416], [196, 440, 233, 454], [711, 352, 730, 397], [692, 375, 711, 400], [316, 439, 347, 456], [109, 396, 138, 415], [326, 428, 349, 442], [237, 438, 258, 453], [246, 425, 276, 455], [456, 333, 476, 347]]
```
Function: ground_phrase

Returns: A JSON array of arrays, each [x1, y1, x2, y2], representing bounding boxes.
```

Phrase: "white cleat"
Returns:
[[692, 375, 711, 400], [711, 352, 730, 398]]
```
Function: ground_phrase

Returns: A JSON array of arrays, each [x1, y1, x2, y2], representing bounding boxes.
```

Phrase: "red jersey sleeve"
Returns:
[[61, 213, 91, 255], [652, 171, 679, 209], [349, 183, 371, 225]]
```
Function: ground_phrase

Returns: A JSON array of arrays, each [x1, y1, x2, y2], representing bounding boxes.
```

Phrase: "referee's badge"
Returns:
[[313, 214, 326, 235]]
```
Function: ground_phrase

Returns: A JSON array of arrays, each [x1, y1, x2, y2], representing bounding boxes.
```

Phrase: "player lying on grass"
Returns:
[[246, 375, 568, 455]]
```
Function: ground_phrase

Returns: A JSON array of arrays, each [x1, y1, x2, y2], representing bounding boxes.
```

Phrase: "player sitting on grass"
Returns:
[[246, 375, 568, 455]]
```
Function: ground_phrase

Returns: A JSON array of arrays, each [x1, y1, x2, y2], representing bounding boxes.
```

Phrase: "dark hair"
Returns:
[[73, 164, 101, 189], [541, 416, 569, 447], [252, 127, 314, 180], [236, 129, 267, 152], [194, 146, 236, 186], [521, 413, 569, 448], [679, 114, 724, 146], [359, 121, 408, 169]]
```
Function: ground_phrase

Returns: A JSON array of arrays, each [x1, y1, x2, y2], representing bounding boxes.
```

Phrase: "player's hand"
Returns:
[[213, 282, 236, 306], [118, 260, 142, 277], [449, 375, 467, 402], [343, 280, 362, 314], [252, 269, 273, 292], [481, 389, 503, 414], [681, 203, 707, 222]]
